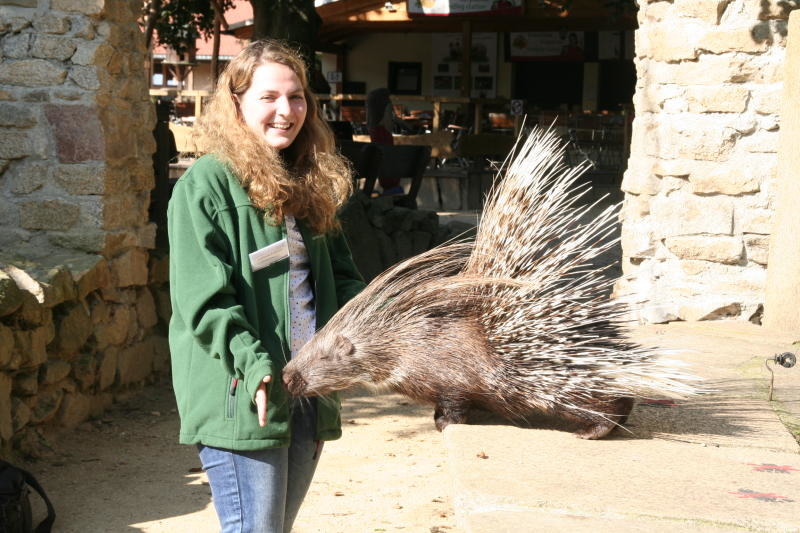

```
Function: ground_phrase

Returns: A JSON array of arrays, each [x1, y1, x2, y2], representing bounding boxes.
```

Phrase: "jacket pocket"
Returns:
[[225, 377, 238, 420]]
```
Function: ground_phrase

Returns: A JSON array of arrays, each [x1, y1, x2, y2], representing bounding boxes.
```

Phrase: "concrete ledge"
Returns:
[[443, 322, 800, 532]]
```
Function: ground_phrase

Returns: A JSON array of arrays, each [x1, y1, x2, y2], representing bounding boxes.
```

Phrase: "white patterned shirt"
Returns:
[[285, 215, 316, 358]]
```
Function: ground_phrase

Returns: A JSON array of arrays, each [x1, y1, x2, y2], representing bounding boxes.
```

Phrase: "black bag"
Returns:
[[0, 459, 55, 533]]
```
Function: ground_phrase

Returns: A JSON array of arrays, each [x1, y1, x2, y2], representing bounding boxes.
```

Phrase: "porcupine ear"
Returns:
[[332, 334, 355, 360]]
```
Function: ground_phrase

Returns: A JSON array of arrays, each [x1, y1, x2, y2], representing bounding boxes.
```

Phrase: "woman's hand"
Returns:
[[255, 375, 272, 427]]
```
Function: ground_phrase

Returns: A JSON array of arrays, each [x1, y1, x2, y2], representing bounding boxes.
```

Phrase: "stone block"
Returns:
[[31, 35, 76, 60], [0, 103, 36, 127], [0, 372, 12, 440], [650, 192, 734, 238], [53, 301, 92, 354], [51, 0, 104, 15], [40, 359, 71, 385], [33, 13, 71, 33], [148, 252, 169, 285], [392, 231, 414, 261], [0, 59, 67, 87], [10, 162, 49, 194], [152, 285, 171, 325], [621, 158, 660, 195], [103, 193, 148, 229], [71, 353, 96, 390], [30, 386, 63, 424], [745, 235, 770, 265], [690, 166, 761, 195], [14, 326, 47, 368], [644, 24, 700, 62], [70, 41, 113, 67], [0, 270, 23, 317], [678, 299, 744, 321], [0, 324, 14, 368], [0, 131, 30, 159], [13, 371, 37, 396], [12, 397, 31, 432], [97, 346, 117, 390], [686, 86, 750, 113], [44, 104, 104, 163], [739, 129, 780, 154], [54, 163, 105, 195], [665, 235, 743, 264], [136, 287, 157, 329], [2, 263, 76, 308], [89, 392, 112, 418], [116, 338, 155, 385], [648, 55, 751, 86], [68, 66, 100, 91], [94, 304, 131, 348], [57, 391, 90, 429], [2, 33, 31, 59], [111, 248, 149, 288], [71, 17, 94, 39], [698, 29, 769, 54], [674, 0, 730, 24], [736, 207, 774, 235], [73, 256, 110, 299], [621, 221, 656, 258], [20, 199, 80, 230]]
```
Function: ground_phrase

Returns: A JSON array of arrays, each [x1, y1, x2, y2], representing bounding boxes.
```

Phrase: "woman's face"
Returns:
[[238, 61, 307, 150]]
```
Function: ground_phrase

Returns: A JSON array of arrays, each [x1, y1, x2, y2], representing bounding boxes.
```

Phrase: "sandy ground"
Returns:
[[21, 381, 456, 533]]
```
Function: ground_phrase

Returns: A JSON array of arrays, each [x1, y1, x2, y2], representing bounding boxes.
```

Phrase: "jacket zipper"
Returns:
[[226, 377, 238, 419]]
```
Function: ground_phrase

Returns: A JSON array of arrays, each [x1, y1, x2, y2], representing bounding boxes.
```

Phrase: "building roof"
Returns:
[[152, 1, 252, 60]]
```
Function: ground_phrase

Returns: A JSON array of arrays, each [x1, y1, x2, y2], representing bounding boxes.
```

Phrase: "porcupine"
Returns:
[[282, 126, 699, 439]]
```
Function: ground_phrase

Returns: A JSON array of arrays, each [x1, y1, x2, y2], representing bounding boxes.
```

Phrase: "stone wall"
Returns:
[[0, 252, 170, 457], [0, 0, 161, 457], [340, 193, 457, 283], [617, 0, 791, 323], [0, 0, 155, 257]]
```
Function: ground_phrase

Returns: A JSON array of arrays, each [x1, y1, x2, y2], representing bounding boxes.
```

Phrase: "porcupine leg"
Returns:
[[558, 396, 634, 440], [434, 396, 471, 432]]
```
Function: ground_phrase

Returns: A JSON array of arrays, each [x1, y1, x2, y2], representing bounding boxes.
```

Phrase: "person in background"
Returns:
[[167, 39, 365, 533]]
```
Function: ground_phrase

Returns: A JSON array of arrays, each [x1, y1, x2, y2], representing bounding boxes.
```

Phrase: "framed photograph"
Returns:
[[388, 61, 422, 95]]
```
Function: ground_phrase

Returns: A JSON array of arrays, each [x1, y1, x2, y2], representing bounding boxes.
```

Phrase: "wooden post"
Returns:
[[432, 100, 441, 132], [194, 94, 202, 118]]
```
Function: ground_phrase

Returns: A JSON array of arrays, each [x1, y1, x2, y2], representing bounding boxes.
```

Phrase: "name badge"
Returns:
[[249, 239, 289, 272]]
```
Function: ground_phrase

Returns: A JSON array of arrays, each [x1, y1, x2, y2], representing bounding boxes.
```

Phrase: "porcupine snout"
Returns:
[[282, 366, 308, 396]]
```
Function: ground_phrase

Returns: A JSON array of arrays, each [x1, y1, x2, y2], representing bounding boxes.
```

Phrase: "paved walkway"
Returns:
[[443, 321, 800, 532]]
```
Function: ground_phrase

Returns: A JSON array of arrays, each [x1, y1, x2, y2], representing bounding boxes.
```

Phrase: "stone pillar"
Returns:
[[764, 11, 800, 334], [617, 0, 789, 323], [0, 0, 156, 260]]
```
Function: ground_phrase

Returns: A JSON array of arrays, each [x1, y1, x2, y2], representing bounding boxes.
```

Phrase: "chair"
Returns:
[[337, 140, 382, 195], [375, 144, 432, 209], [454, 133, 517, 210], [327, 120, 355, 141]]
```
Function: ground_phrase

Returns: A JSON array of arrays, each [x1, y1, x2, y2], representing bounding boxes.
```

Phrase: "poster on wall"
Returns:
[[431, 33, 497, 98], [509, 32, 585, 61], [409, 0, 523, 16]]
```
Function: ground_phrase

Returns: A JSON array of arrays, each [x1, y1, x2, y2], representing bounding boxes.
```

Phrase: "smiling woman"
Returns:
[[167, 39, 365, 533]]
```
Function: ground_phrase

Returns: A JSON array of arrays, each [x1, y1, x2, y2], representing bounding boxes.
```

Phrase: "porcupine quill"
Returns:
[[283, 126, 701, 439]]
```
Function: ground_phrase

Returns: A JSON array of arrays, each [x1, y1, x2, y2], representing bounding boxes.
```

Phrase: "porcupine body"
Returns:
[[282, 127, 699, 439]]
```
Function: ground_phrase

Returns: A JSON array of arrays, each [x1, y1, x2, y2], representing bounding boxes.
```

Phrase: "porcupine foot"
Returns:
[[434, 397, 471, 432], [560, 396, 634, 440]]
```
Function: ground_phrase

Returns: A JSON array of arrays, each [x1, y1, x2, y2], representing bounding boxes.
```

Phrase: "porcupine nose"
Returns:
[[282, 367, 307, 396]]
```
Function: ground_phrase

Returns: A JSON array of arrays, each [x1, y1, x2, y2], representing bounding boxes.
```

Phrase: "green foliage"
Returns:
[[145, 0, 233, 56]]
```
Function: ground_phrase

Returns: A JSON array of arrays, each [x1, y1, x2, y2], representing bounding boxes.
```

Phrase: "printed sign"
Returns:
[[408, 0, 523, 16], [432, 33, 497, 98], [509, 32, 585, 61]]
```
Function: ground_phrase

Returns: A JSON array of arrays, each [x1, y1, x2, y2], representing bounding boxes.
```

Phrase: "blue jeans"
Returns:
[[197, 402, 322, 533]]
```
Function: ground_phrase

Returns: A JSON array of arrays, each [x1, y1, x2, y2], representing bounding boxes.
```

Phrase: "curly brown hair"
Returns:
[[195, 39, 352, 234]]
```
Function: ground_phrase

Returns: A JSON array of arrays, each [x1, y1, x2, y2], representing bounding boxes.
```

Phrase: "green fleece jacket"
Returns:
[[167, 154, 365, 450]]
